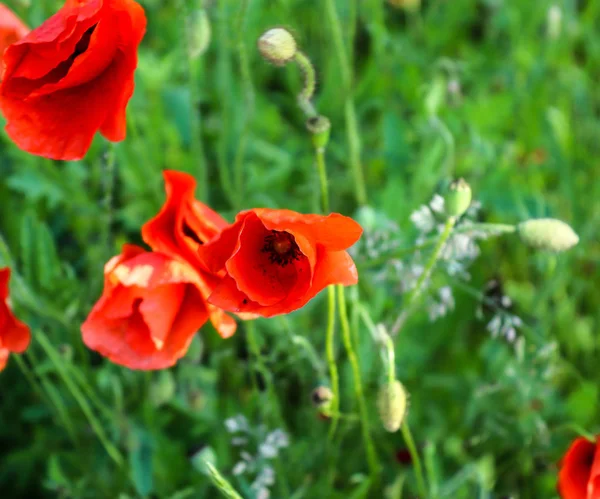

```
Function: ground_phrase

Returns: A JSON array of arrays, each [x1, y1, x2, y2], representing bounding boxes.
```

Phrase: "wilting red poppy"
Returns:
[[81, 245, 211, 370], [198, 209, 363, 317], [0, 4, 29, 55], [0, 0, 146, 160], [0, 268, 31, 372], [142, 170, 237, 339], [558, 436, 600, 499]]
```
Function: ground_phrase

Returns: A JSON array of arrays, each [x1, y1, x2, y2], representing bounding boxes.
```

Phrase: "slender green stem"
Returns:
[[233, 0, 254, 205], [401, 422, 428, 498], [315, 148, 330, 213], [180, 0, 208, 200], [36, 330, 125, 468], [337, 285, 379, 477], [325, 286, 340, 440], [102, 144, 117, 257], [324, 0, 368, 206], [216, 0, 235, 206], [360, 222, 516, 270], [205, 462, 244, 499], [391, 217, 456, 336]]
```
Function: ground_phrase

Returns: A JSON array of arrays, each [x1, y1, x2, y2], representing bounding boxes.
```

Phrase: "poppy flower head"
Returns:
[[81, 245, 210, 370], [142, 170, 227, 272], [558, 436, 600, 499], [0, 4, 29, 55], [200, 209, 362, 318], [0, 267, 31, 372], [141, 170, 237, 339], [0, 0, 146, 160]]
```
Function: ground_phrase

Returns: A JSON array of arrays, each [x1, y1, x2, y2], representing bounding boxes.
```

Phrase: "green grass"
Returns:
[[1, 0, 599, 497]]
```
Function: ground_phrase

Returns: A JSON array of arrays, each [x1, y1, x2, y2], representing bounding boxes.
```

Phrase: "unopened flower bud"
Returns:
[[311, 386, 334, 415], [258, 28, 297, 66], [517, 218, 579, 252], [387, 0, 421, 11], [445, 178, 472, 218], [377, 380, 408, 433]]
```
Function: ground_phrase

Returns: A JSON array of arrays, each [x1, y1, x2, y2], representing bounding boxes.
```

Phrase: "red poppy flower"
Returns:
[[0, 4, 29, 55], [558, 436, 600, 499], [198, 209, 363, 317], [81, 245, 210, 370], [0, 268, 31, 372], [142, 170, 237, 338], [0, 0, 146, 160]]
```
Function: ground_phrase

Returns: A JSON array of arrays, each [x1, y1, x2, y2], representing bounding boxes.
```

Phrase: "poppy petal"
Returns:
[[558, 437, 595, 499], [139, 283, 186, 350], [0, 348, 9, 371]]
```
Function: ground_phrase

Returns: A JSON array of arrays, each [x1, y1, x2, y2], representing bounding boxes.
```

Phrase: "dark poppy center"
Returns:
[[261, 230, 301, 267]]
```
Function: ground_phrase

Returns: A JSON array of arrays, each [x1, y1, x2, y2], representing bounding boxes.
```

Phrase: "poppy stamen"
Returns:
[[262, 230, 301, 267]]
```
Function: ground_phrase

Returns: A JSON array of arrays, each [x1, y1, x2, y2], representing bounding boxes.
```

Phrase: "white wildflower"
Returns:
[[410, 205, 435, 234], [232, 461, 247, 476]]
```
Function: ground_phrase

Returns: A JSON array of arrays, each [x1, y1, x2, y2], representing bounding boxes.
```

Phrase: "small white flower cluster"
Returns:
[[427, 286, 456, 321], [486, 313, 523, 344], [225, 415, 289, 499]]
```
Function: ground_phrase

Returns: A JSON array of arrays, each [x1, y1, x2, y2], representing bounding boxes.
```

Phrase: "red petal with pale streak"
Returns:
[[0, 348, 8, 372], [0, 4, 30, 55]]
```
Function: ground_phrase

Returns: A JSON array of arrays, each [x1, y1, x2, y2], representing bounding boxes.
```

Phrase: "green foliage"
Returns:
[[1, 0, 599, 498]]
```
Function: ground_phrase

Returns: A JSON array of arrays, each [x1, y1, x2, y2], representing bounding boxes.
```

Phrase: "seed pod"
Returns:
[[445, 178, 472, 218], [377, 380, 408, 433], [517, 218, 579, 252], [258, 28, 297, 67]]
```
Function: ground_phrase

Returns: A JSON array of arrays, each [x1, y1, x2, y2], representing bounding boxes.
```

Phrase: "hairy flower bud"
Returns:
[[258, 28, 297, 66], [387, 0, 421, 11], [377, 380, 408, 433], [517, 218, 579, 252], [311, 386, 334, 415], [445, 178, 472, 218]]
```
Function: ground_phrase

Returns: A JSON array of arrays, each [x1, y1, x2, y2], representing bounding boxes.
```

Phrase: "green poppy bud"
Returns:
[[377, 380, 408, 433], [517, 218, 579, 252], [311, 386, 334, 415], [258, 28, 297, 67], [387, 0, 421, 11], [445, 178, 472, 218]]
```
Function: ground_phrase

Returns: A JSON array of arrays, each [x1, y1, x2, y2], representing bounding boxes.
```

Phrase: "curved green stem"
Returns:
[[294, 51, 318, 118], [391, 217, 456, 336], [326, 286, 340, 440], [337, 285, 379, 477], [315, 147, 330, 213], [401, 422, 428, 498]]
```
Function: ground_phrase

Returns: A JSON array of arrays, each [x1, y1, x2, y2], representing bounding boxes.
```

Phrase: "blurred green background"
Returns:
[[1, 0, 598, 497]]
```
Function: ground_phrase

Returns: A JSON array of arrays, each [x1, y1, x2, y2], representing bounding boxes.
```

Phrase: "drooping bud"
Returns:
[[306, 115, 331, 151], [444, 178, 472, 218], [258, 28, 297, 67], [517, 218, 579, 252], [311, 386, 334, 415], [377, 380, 408, 433]]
